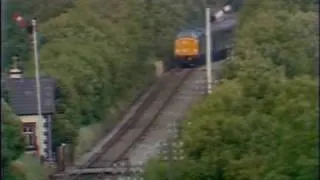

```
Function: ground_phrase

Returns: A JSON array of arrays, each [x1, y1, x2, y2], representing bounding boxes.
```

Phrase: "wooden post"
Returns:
[[40, 155, 45, 165], [64, 144, 74, 167], [64, 144, 69, 167], [69, 144, 74, 166], [56, 143, 66, 172]]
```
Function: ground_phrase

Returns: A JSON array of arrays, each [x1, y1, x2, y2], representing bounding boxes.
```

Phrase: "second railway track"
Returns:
[[53, 68, 194, 180]]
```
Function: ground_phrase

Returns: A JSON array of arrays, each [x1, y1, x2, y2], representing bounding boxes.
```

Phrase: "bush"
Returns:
[[2, 100, 25, 180]]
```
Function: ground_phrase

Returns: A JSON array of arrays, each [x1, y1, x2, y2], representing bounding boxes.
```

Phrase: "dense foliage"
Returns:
[[3, 0, 227, 157], [2, 0, 74, 69], [144, 0, 318, 179], [2, 100, 25, 180], [36, 0, 209, 149]]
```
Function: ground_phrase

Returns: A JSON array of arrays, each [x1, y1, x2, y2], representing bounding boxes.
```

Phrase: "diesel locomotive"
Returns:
[[173, 14, 236, 67]]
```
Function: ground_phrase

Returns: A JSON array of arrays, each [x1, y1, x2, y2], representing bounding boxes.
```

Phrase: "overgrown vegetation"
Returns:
[[144, 0, 318, 179], [14, 154, 53, 180], [36, 0, 212, 152], [2, 100, 25, 180], [3, 0, 74, 69], [3, 0, 228, 171], [2, 100, 54, 180]]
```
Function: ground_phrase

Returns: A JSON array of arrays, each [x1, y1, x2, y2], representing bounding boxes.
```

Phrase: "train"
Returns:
[[173, 14, 236, 68]]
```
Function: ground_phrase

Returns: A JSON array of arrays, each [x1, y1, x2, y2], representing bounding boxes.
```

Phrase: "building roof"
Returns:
[[3, 76, 56, 115]]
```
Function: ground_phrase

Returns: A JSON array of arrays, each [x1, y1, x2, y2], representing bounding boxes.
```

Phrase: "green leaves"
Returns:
[[180, 75, 317, 180], [30, 0, 209, 150], [234, 1, 317, 78], [2, 100, 25, 180], [3, 0, 74, 70], [144, 0, 317, 179]]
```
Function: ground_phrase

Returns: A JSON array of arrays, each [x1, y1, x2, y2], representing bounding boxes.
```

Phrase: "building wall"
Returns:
[[46, 115, 53, 160], [19, 115, 51, 159]]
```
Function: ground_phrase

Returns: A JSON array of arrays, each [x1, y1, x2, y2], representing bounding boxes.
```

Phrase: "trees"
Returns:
[[144, 0, 317, 179], [3, 1, 29, 70], [180, 71, 317, 180], [228, 0, 317, 78], [3, 0, 74, 70], [6, 0, 224, 158], [2, 100, 25, 180], [33, 0, 230, 150]]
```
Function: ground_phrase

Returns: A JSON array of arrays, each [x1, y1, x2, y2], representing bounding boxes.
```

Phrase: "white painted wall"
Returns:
[[154, 61, 164, 77]]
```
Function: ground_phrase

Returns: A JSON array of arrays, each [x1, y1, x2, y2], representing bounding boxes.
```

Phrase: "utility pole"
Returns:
[[205, 4, 233, 95], [32, 18, 44, 157]]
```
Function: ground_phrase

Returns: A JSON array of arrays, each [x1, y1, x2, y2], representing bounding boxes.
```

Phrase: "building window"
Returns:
[[23, 123, 36, 151]]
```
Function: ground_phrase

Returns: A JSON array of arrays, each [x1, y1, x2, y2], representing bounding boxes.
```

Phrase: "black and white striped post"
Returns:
[[205, 4, 232, 94]]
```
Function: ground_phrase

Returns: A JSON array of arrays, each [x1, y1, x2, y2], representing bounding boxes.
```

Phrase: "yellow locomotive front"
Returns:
[[174, 37, 200, 60], [173, 29, 205, 67]]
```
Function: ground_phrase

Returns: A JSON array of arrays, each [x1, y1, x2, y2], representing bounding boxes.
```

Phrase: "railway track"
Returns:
[[125, 66, 208, 165], [99, 64, 223, 180], [98, 66, 215, 180], [52, 68, 194, 180]]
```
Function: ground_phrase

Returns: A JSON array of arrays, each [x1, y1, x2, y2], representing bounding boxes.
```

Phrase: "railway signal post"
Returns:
[[12, 13, 47, 158], [205, 4, 232, 94], [31, 18, 46, 158], [205, 8, 213, 94]]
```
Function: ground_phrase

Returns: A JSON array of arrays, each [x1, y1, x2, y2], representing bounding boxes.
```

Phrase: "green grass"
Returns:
[[13, 153, 53, 180], [74, 121, 115, 159]]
